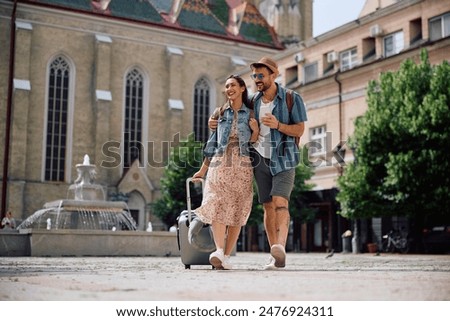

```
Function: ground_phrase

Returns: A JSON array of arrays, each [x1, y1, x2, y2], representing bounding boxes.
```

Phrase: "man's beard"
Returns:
[[256, 82, 267, 92]]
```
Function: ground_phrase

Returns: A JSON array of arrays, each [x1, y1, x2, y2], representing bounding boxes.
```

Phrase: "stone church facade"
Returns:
[[0, 0, 312, 230]]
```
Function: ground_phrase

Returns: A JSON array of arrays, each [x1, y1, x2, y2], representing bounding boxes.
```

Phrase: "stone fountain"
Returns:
[[17, 155, 136, 231], [0, 155, 179, 257]]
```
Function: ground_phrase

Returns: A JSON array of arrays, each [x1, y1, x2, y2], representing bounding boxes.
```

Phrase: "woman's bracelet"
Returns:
[[277, 121, 281, 130]]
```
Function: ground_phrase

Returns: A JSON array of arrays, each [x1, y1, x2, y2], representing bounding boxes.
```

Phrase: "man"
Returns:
[[249, 57, 307, 269]]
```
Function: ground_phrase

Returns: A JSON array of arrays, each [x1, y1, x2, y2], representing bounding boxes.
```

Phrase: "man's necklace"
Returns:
[[262, 95, 274, 103]]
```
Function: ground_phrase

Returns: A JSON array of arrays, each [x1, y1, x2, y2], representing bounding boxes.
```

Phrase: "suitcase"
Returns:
[[177, 177, 216, 269]]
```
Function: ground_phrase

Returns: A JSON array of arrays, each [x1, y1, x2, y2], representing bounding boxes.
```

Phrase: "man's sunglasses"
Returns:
[[251, 73, 265, 80]]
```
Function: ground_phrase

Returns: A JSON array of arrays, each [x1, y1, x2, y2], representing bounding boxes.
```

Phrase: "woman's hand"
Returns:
[[249, 118, 259, 132], [192, 171, 205, 180], [192, 158, 209, 181], [208, 116, 218, 130], [249, 118, 260, 143]]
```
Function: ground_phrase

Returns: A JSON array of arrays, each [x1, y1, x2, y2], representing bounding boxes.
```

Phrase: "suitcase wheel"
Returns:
[[185, 264, 191, 269]]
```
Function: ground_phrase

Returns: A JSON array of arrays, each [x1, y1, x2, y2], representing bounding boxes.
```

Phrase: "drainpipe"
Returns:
[[334, 69, 342, 147], [334, 69, 360, 253], [1, 0, 18, 219], [333, 69, 342, 253], [333, 69, 345, 176]]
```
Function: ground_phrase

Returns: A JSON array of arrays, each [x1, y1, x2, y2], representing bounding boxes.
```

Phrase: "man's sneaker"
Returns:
[[209, 249, 225, 269], [270, 244, 286, 268], [264, 257, 280, 270], [222, 255, 232, 270]]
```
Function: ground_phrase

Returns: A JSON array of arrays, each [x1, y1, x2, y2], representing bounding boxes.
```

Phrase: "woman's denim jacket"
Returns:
[[203, 104, 253, 158]]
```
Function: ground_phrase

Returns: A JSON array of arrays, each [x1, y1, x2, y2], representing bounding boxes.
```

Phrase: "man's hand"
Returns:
[[261, 113, 278, 129]]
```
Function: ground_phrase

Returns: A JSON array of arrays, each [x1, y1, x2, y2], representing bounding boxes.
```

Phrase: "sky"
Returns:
[[313, 0, 367, 37]]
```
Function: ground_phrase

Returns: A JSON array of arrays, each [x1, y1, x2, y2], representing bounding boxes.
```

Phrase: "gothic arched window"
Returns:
[[193, 78, 211, 142], [44, 56, 70, 181], [124, 68, 144, 168]]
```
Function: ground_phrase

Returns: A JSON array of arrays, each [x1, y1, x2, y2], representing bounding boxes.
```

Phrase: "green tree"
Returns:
[[150, 134, 204, 227], [290, 146, 316, 222], [337, 49, 450, 225]]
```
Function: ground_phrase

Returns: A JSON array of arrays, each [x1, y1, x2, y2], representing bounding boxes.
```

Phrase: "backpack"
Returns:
[[250, 89, 300, 146]]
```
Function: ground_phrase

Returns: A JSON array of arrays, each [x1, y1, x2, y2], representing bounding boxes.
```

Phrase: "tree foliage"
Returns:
[[337, 49, 450, 224], [290, 146, 316, 222], [150, 134, 204, 228]]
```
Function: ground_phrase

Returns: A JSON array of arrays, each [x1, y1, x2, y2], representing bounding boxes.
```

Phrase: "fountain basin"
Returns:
[[18, 199, 137, 231], [3, 154, 175, 257], [0, 229, 180, 257], [0, 229, 29, 256]]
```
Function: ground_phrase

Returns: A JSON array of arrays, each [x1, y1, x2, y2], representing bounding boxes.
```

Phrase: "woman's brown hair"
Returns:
[[215, 75, 250, 118]]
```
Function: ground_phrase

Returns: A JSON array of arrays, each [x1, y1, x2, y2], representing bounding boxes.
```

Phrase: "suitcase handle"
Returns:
[[186, 177, 204, 223]]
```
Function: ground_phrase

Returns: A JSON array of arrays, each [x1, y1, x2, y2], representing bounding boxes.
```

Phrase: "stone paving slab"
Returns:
[[0, 252, 449, 301]]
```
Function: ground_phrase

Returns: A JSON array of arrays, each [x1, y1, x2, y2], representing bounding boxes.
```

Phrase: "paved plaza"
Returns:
[[0, 252, 449, 301]]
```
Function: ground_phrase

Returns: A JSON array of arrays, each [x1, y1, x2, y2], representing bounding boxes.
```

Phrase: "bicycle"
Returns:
[[382, 229, 410, 254]]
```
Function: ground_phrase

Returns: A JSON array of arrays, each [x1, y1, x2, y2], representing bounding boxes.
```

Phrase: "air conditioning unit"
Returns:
[[370, 24, 383, 37], [294, 52, 304, 63], [327, 51, 338, 63]]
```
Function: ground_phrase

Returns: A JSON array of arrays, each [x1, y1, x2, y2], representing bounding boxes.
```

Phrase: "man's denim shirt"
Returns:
[[204, 104, 253, 158], [253, 84, 308, 175]]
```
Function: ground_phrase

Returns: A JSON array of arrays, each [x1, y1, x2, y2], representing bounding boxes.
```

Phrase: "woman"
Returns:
[[1, 211, 16, 229], [193, 75, 259, 270]]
